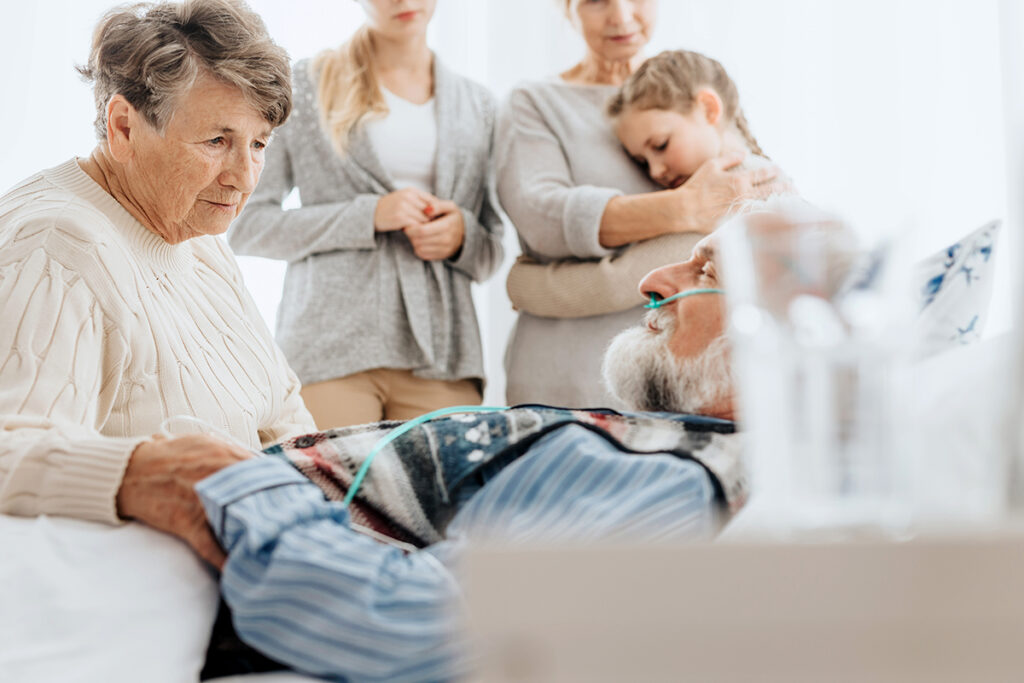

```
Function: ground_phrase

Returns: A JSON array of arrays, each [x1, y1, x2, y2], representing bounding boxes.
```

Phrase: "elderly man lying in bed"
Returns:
[[193, 204, 1002, 682], [181, 232, 748, 683]]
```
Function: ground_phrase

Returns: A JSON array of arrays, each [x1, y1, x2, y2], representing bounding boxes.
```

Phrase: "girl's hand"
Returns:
[[404, 200, 465, 261], [374, 188, 440, 232]]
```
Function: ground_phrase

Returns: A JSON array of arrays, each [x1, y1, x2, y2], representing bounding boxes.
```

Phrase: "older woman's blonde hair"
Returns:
[[312, 27, 388, 154], [608, 49, 765, 157], [78, 0, 292, 140]]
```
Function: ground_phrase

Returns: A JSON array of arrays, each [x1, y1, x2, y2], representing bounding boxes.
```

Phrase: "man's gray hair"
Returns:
[[77, 0, 292, 140]]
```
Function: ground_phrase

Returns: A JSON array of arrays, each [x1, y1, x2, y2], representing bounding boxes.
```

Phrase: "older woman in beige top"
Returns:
[[497, 0, 778, 408]]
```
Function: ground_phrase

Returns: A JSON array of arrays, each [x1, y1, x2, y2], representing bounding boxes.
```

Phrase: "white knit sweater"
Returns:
[[0, 159, 316, 524]]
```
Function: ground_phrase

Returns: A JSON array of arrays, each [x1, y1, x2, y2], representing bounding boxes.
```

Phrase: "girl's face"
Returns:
[[615, 105, 722, 188], [570, 0, 657, 64], [358, 0, 436, 39]]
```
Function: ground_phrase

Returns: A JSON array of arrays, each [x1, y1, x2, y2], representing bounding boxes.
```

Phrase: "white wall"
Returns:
[[0, 0, 1015, 405]]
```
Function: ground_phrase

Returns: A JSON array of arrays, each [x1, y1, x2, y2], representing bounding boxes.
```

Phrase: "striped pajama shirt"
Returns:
[[198, 423, 718, 682]]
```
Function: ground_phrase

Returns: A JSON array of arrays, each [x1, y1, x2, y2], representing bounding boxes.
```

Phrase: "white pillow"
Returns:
[[914, 220, 1000, 356], [0, 514, 219, 683]]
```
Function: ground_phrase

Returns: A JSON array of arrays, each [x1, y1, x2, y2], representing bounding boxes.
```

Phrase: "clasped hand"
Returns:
[[373, 187, 465, 261]]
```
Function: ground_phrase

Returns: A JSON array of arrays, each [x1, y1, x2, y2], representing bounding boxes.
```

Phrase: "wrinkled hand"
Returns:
[[404, 200, 465, 261], [116, 434, 253, 569], [374, 187, 441, 232], [675, 152, 783, 233]]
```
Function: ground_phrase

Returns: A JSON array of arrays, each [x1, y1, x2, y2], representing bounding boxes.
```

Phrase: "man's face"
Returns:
[[602, 235, 735, 418], [637, 235, 728, 359]]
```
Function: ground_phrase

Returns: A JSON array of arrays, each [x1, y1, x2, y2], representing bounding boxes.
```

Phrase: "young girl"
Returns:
[[230, 0, 504, 428], [507, 49, 784, 319]]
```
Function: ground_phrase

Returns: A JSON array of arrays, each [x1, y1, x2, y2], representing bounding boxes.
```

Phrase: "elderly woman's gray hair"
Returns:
[[78, 0, 292, 140]]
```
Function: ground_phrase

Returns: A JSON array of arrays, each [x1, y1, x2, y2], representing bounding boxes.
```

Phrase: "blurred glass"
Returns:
[[718, 201, 915, 533]]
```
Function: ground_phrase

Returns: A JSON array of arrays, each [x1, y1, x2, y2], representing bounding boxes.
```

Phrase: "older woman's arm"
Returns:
[[597, 153, 777, 247], [0, 252, 140, 523], [506, 232, 704, 319], [203, 237, 317, 446], [496, 87, 620, 261]]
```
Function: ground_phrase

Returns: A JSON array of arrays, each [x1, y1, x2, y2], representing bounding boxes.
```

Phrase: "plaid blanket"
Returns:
[[264, 406, 745, 548]]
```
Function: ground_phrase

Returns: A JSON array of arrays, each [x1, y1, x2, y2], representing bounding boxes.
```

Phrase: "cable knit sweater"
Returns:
[[0, 159, 316, 525]]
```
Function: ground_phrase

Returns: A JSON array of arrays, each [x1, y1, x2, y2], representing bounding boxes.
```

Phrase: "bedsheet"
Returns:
[[0, 514, 218, 682]]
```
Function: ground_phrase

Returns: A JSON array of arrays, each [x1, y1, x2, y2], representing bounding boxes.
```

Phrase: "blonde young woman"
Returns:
[[497, 0, 779, 409], [231, 0, 503, 428]]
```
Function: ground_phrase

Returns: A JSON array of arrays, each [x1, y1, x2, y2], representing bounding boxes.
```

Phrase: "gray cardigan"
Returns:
[[496, 79, 663, 409], [230, 58, 503, 387]]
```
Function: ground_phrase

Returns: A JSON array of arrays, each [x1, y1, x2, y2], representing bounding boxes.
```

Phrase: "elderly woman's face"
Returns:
[[126, 73, 270, 243], [570, 0, 656, 63]]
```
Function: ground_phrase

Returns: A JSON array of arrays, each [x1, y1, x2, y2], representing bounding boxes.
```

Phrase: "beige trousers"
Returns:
[[300, 369, 483, 429]]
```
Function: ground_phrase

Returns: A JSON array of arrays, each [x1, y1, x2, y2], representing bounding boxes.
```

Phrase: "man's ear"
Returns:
[[105, 95, 136, 163], [696, 89, 724, 126]]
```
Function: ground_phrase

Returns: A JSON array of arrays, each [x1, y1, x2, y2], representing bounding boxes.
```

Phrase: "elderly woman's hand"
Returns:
[[117, 435, 253, 569], [675, 152, 783, 234]]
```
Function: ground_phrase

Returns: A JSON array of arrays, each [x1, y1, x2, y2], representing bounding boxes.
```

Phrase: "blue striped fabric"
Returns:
[[198, 424, 716, 682]]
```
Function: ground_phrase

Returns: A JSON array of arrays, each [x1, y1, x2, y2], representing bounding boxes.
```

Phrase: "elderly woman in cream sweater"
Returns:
[[0, 0, 316, 567]]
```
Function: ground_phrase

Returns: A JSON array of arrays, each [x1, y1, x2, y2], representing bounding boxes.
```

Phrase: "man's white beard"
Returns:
[[602, 309, 733, 414]]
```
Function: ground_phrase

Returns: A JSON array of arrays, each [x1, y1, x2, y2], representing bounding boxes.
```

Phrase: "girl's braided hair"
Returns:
[[608, 49, 765, 157]]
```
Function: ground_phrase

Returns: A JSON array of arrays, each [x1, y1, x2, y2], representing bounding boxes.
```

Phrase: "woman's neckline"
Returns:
[[547, 75, 620, 90], [381, 85, 434, 107]]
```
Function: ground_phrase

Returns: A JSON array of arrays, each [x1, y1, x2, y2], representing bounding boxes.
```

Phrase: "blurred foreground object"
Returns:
[[719, 201, 914, 531]]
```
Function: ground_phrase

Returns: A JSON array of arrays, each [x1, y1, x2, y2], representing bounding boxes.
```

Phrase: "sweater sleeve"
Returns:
[[0, 250, 140, 524], [228, 125, 381, 264], [207, 237, 317, 445], [257, 356, 317, 446], [505, 232, 705, 318], [448, 113, 505, 283], [496, 87, 619, 261]]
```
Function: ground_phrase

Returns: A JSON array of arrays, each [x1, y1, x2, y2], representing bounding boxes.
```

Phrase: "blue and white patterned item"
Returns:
[[914, 220, 1000, 356]]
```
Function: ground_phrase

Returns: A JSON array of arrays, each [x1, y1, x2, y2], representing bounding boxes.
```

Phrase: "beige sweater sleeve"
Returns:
[[0, 250, 140, 524], [506, 232, 704, 318]]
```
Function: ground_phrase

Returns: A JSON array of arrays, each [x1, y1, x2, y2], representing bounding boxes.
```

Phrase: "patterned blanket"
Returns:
[[263, 406, 745, 548]]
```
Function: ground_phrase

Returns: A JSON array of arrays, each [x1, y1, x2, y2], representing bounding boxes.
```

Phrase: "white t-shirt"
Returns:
[[365, 88, 438, 194]]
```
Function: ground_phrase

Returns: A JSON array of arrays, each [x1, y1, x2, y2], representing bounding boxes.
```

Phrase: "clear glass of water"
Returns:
[[718, 202, 914, 533]]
